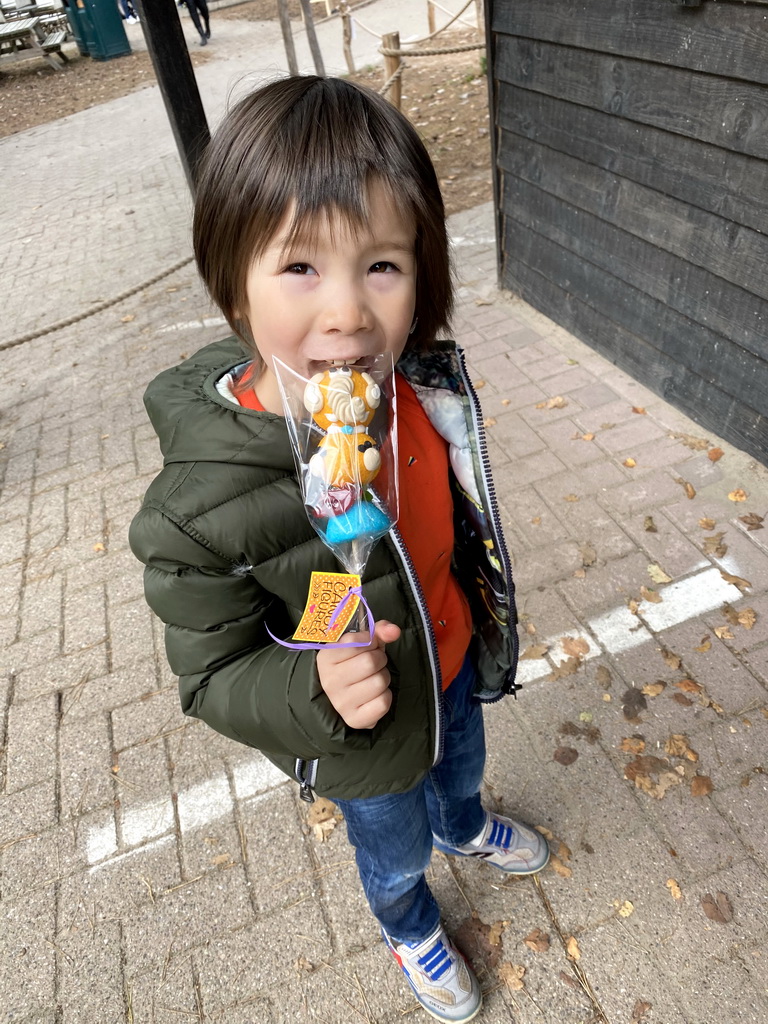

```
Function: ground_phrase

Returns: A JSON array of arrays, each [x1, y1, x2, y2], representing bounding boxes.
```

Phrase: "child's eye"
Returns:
[[284, 263, 317, 275], [369, 261, 398, 274]]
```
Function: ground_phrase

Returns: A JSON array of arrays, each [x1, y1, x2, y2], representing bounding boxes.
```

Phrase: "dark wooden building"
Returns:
[[484, 0, 768, 463]]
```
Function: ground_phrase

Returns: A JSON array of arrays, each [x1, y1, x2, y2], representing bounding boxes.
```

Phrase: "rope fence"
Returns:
[[375, 0, 485, 107]]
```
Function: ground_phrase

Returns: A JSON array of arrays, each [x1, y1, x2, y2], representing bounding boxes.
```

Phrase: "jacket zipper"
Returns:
[[388, 522, 445, 767], [294, 756, 318, 803], [457, 348, 521, 700]]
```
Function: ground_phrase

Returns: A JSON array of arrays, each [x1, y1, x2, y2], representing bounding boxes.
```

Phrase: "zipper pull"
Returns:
[[295, 757, 316, 803]]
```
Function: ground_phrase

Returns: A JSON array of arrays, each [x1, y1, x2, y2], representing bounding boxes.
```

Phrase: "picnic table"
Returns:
[[0, 13, 67, 69]]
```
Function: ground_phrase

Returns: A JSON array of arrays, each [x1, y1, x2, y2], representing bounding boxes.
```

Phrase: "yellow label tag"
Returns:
[[293, 571, 361, 643]]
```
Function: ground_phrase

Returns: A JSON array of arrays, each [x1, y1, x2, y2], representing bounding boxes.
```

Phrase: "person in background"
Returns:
[[117, 0, 139, 24], [178, 0, 210, 46]]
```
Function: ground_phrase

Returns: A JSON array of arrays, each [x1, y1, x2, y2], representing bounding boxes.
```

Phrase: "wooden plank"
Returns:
[[502, 174, 768, 375], [502, 215, 768, 416], [497, 132, 768, 304], [493, 0, 768, 85], [497, 86, 768, 236], [495, 35, 768, 160], [501, 231, 768, 461]]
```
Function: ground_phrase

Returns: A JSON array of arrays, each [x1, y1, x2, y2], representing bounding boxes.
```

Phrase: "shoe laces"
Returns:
[[486, 816, 516, 851], [406, 935, 453, 981]]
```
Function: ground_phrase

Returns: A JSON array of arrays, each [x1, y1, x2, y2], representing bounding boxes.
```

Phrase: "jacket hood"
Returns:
[[144, 337, 295, 471]]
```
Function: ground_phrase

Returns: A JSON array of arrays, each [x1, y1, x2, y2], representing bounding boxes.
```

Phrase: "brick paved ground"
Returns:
[[2, 6, 768, 1023]]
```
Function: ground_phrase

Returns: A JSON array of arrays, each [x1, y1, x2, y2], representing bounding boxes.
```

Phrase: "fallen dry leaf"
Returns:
[[484, 417, 497, 428], [673, 432, 710, 451], [549, 853, 573, 879], [559, 970, 581, 991], [306, 798, 342, 841], [625, 755, 682, 798], [616, 900, 635, 918], [474, 378, 486, 387], [737, 608, 757, 629], [640, 586, 662, 604], [211, 853, 234, 867], [739, 512, 764, 531], [648, 563, 672, 584], [628, 598, 640, 616], [701, 891, 733, 924], [703, 532, 728, 558], [714, 624, 734, 640], [674, 678, 703, 694], [728, 489, 748, 502], [580, 543, 597, 567], [501, 398, 510, 406], [499, 963, 526, 991], [641, 681, 666, 697], [548, 656, 581, 681], [644, 515, 658, 533], [720, 569, 752, 592], [520, 643, 549, 660], [454, 913, 504, 970], [672, 693, 693, 707], [566, 936, 581, 961], [676, 478, 697, 499], [666, 878, 683, 901], [120, 314, 135, 323], [531, 515, 542, 525], [694, 636, 712, 652], [623, 457, 637, 468], [596, 665, 612, 687], [620, 736, 646, 754], [581, 432, 595, 441], [523, 927, 550, 953], [632, 406, 646, 415], [631, 1000, 653, 1022], [554, 746, 579, 766], [665, 734, 698, 761], [691, 775, 714, 797], [561, 636, 590, 658], [622, 688, 648, 721], [536, 395, 568, 410], [661, 649, 682, 671], [699, 517, 717, 530], [563, 494, 580, 502], [708, 447, 724, 462], [93, 542, 105, 552], [294, 955, 315, 972]]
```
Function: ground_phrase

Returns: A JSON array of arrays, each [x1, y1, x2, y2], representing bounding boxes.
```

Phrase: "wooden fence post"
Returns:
[[427, 0, 436, 35], [340, 0, 354, 74], [475, 0, 483, 29], [298, 0, 326, 77], [277, 0, 298, 75], [382, 30, 402, 110]]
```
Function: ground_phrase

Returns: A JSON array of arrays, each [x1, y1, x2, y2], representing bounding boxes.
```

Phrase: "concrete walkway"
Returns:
[[2, 4, 768, 1023]]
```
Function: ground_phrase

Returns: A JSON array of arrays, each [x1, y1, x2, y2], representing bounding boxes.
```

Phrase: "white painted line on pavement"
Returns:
[[85, 752, 286, 870], [84, 564, 743, 869]]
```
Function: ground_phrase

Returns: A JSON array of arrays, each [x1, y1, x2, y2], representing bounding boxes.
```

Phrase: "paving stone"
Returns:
[[533, 417, 607, 468], [713, 775, 768, 865], [59, 660, 160, 722], [14, 644, 109, 701], [57, 921, 125, 1024], [0, 889, 56, 1023], [485, 411, 548, 460], [0, 778, 57, 842], [557, 549, 655, 617], [111, 685, 181, 751], [115, 740, 174, 849], [62, 582, 107, 655], [5, 692, 57, 794], [547, 496, 637, 563], [621, 508, 711, 580], [239, 786, 317, 916], [108, 597, 158, 670], [59, 711, 115, 819]]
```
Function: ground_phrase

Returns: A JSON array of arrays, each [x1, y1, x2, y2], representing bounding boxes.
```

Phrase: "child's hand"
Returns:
[[316, 620, 401, 730]]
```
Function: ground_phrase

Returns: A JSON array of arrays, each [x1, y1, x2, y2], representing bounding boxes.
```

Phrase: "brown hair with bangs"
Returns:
[[193, 75, 452, 371]]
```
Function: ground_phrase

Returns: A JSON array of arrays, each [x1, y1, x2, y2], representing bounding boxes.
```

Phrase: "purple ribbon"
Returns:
[[265, 585, 376, 651]]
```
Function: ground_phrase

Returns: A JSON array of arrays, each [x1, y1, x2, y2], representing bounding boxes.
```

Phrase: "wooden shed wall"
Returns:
[[487, 0, 768, 462]]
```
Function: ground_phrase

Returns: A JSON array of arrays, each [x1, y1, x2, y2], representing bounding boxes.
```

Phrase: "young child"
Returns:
[[130, 76, 548, 1024]]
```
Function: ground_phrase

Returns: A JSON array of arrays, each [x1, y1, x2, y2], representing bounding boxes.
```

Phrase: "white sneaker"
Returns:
[[436, 812, 550, 874], [383, 923, 482, 1023]]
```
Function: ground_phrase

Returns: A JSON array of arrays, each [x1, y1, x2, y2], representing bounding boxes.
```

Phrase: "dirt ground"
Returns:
[[0, 5, 491, 215]]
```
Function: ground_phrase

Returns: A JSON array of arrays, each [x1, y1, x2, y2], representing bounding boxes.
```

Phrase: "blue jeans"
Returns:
[[334, 655, 486, 944]]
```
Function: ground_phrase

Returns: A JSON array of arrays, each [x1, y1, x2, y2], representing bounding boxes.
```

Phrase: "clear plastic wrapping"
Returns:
[[273, 354, 399, 578]]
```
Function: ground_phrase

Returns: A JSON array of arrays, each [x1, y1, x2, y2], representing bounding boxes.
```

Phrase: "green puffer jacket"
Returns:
[[129, 337, 519, 801]]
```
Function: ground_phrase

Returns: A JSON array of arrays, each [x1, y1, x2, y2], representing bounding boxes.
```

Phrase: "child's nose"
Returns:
[[320, 285, 372, 335]]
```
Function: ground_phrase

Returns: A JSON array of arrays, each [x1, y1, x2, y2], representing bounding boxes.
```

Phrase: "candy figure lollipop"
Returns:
[[303, 365, 392, 544]]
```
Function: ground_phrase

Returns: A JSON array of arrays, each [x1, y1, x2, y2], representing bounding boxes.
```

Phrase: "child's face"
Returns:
[[241, 181, 417, 414]]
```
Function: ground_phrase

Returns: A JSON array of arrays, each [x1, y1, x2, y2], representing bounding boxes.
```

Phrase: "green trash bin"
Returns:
[[74, 0, 131, 60], [64, 0, 89, 56]]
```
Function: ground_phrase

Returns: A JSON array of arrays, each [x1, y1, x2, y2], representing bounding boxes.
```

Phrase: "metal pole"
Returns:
[[277, 0, 299, 75], [297, 0, 326, 76], [134, 0, 209, 194]]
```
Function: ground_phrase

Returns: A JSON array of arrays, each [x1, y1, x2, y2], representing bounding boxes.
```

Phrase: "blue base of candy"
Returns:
[[326, 502, 391, 543]]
